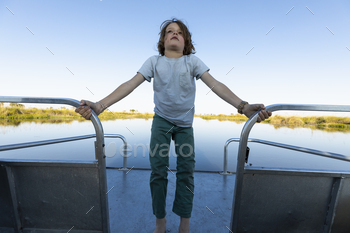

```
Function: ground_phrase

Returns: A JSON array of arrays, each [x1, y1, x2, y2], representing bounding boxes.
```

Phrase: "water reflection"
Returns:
[[0, 119, 77, 127], [0, 118, 349, 173], [1, 117, 349, 133], [271, 123, 350, 133]]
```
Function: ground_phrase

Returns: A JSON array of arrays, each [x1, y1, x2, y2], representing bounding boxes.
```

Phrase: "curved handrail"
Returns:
[[230, 103, 350, 232], [221, 137, 350, 175], [0, 96, 104, 158]]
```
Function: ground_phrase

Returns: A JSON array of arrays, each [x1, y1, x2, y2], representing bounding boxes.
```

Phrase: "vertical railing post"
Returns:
[[229, 111, 259, 232], [90, 112, 110, 233], [220, 139, 239, 175]]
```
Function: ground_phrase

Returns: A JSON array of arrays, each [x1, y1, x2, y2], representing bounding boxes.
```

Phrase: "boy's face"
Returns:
[[164, 23, 185, 53]]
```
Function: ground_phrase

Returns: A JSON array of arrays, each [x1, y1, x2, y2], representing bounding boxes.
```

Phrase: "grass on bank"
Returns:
[[0, 104, 153, 120], [1, 104, 350, 132], [263, 115, 350, 132]]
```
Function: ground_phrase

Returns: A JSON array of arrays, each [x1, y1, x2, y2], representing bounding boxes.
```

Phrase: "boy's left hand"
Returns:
[[243, 104, 272, 123]]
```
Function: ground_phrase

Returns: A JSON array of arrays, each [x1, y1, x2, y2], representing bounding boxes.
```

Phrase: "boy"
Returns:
[[75, 18, 271, 233]]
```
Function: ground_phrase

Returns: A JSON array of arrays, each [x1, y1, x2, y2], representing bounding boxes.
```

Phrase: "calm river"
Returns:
[[0, 118, 349, 172]]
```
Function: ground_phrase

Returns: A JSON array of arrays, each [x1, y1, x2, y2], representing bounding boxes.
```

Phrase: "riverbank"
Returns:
[[1, 105, 350, 132], [0, 105, 153, 120], [195, 113, 350, 132]]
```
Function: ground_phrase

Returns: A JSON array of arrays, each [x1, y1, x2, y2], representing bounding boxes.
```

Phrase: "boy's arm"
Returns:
[[200, 71, 271, 122], [76, 73, 146, 120]]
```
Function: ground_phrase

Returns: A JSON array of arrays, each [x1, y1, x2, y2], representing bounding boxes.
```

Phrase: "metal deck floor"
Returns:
[[106, 168, 235, 233]]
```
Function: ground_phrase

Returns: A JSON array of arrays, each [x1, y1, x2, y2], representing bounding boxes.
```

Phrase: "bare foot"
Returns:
[[178, 217, 190, 233], [153, 217, 166, 233]]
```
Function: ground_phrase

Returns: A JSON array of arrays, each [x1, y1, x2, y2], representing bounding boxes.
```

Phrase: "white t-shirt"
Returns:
[[137, 54, 209, 127]]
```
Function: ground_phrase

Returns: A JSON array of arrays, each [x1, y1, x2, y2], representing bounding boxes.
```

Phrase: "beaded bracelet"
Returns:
[[237, 101, 248, 114]]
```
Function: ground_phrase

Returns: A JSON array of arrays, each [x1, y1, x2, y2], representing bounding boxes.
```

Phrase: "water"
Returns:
[[0, 118, 349, 172]]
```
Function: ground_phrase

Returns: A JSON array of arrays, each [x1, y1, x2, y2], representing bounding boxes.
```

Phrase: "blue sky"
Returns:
[[1, 0, 349, 115]]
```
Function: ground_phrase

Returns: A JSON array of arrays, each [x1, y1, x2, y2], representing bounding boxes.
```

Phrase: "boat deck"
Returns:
[[106, 168, 235, 233], [2, 97, 350, 233]]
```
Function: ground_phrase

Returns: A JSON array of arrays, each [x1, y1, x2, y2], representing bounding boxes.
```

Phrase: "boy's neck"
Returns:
[[164, 50, 183, 59]]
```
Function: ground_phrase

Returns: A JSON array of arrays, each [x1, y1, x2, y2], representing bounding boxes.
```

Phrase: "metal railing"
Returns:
[[221, 138, 350, 175], [0, 133, 129, 170], [0, 96, 111, 233], [229, 103, 350, 232]]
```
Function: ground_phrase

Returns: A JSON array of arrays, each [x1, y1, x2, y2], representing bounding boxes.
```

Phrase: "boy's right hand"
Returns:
[[75, 100, 102, 120]]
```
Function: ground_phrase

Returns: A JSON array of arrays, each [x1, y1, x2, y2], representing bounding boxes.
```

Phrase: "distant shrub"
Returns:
[[316, 117, 326, 124], [9, 103, 24, 108], [285, 117, 303, 126]]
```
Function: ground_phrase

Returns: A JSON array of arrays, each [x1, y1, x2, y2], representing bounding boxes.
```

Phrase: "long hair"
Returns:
[[157, 18, 196, 56]]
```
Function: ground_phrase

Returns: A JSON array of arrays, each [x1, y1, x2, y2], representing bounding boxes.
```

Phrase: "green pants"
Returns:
[[149, 114, 195, 219]]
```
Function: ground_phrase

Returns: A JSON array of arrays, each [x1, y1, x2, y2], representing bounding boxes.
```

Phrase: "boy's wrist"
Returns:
[[95, 101, 106, 114], [242, 103, 250, 116]]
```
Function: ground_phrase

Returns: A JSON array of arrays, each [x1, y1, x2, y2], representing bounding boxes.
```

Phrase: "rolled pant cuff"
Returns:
[[172, 207, 192, 218]]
